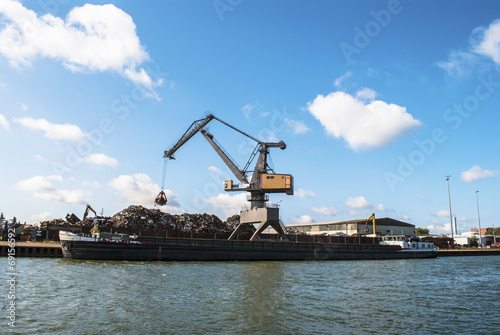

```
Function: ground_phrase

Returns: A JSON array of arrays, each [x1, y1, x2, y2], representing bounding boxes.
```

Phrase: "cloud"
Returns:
[[108, 173, 180, 209], [346, 196, 386, 211], [30, 212, 54, 223], [21, 102, 28, 111], [295, 188, 317, 199], [460, 165, 498, 183], [0, 1, 161, 90], [83, 153, 119, 167], [289, 215, 315, 225], [16, 175, 87, 204], [14, 117, 87, 141], [0, 113, 10, 130], [355, 88, 377, 102], [436, 210, 450, 217], [334, 71, 352, 88], [472, 19, 500, 64], [426, 222, 452, 235], [205, 193, 247, 217], [437, 50, 480, 77], [207, 166, 221, 173], [258, 129, 279, 142], [307, 90, 421, 150], [310, 207, 338, 216], [285, 119, 311, 134], [438, 19, 500, 77]]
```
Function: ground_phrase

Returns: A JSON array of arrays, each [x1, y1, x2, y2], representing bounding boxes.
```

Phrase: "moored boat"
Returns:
[[379, 235, 439, 257], [59, 230, 438, 261]]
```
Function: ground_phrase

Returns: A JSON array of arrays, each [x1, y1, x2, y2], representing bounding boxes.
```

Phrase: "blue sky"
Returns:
[[0, 0, 499, 235]]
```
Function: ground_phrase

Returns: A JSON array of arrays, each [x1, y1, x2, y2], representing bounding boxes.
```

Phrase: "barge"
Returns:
[[59, 231, 438, 261]]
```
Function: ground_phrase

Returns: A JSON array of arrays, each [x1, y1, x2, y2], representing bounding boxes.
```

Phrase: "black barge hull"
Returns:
[[61, 237, 438, 261]]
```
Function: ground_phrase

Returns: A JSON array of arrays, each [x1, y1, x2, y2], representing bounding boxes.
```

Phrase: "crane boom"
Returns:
[[200, 129, 248, 184], [164, 114, 215, 159]]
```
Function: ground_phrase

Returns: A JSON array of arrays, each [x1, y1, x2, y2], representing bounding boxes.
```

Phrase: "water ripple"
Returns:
[[1, 256, 499, 334]]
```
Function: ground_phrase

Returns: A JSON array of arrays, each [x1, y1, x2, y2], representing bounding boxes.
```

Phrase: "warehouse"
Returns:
[[289, 217, 415, 236]]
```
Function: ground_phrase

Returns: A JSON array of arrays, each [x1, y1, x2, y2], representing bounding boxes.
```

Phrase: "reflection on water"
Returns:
[[1, 257, 499, 334]]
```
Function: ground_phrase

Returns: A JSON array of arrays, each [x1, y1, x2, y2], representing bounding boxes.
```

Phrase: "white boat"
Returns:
[[380, 235, 438, 256]]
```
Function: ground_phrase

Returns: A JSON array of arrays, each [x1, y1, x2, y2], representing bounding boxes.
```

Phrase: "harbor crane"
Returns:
[[160, 113, 294, 240]]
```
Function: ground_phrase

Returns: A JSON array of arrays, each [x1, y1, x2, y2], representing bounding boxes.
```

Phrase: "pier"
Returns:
[[0, 241, 63, 258]]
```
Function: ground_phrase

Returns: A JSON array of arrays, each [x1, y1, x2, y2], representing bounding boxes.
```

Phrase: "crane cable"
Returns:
[[155, 159, 168, 206], [161, 158, 168, 191]]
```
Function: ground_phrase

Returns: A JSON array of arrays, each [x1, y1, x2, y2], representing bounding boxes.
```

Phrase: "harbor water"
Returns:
[[2, 256, 499, 334]]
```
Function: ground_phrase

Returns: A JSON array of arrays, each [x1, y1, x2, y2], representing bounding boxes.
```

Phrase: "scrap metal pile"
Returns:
[[109, 205, 234, 233]]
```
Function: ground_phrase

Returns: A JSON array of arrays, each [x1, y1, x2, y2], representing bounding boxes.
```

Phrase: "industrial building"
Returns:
[[289, 217, 415, 236]]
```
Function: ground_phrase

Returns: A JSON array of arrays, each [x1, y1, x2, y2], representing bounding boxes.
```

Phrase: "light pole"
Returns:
[[475, 190, 482, 248], [446, 176, 454, 242]]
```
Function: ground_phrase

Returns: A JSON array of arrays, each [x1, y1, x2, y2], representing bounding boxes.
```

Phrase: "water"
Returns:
[[2, 256, 499, 334]]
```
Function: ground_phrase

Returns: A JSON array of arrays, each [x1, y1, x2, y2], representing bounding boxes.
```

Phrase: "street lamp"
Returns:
[[475, 190, 482, 248], [446, 176, 454, 242]]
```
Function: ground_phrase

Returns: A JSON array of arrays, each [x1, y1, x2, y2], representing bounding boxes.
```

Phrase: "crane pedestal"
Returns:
[[228, 207, 288, 241]]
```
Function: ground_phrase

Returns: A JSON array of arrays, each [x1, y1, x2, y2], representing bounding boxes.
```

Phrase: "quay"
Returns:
[[438, 249, 500, 257], [0, 241, 63, 258]]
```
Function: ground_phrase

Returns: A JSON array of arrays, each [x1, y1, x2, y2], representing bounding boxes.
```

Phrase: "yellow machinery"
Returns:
[[367, 213, 376, 235]]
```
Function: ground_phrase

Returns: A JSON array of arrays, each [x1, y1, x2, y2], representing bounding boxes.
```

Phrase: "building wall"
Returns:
[[291, 221, 415, 236]]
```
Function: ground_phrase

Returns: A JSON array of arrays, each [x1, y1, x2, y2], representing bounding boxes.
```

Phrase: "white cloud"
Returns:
[[295, 188, 317, 199], [472, 19, 500, 64], [438, 19, 500, 77], [426, 222, 451, 235], [307, 90, 421, 150], [289, 215, 315, 225], [346, 196, 387, 211], [205, 193, 247, 217], [334, 71, 352, 88], [355, 88, 377, 102], [259, 130, 279, 142], [437, 50, 479, 77], [0, 1, 161, 90], [83, 153, 119, 167], [108, 173, 180, 209], [21, 102, 28, 111], [436, 210, 450, 217], [16, 175, 87, 204], [207, 166, 221, 173], [14, 117, 87, 141], [0, 113, 10, 130], [310, 207, 338, 216], [30, 212, 54, 223], [460, 165, 498, 183], [285, 119, 311, 134]]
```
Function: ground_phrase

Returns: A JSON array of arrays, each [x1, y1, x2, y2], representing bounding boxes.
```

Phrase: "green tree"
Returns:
[[470, 236, 479, 247], [485, 228, 500, 235], [415, 227, 430, 236]]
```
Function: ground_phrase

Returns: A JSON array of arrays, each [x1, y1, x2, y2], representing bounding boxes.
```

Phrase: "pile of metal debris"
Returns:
[[109, 205, 234, 233], [39, 204, 243, 234]]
